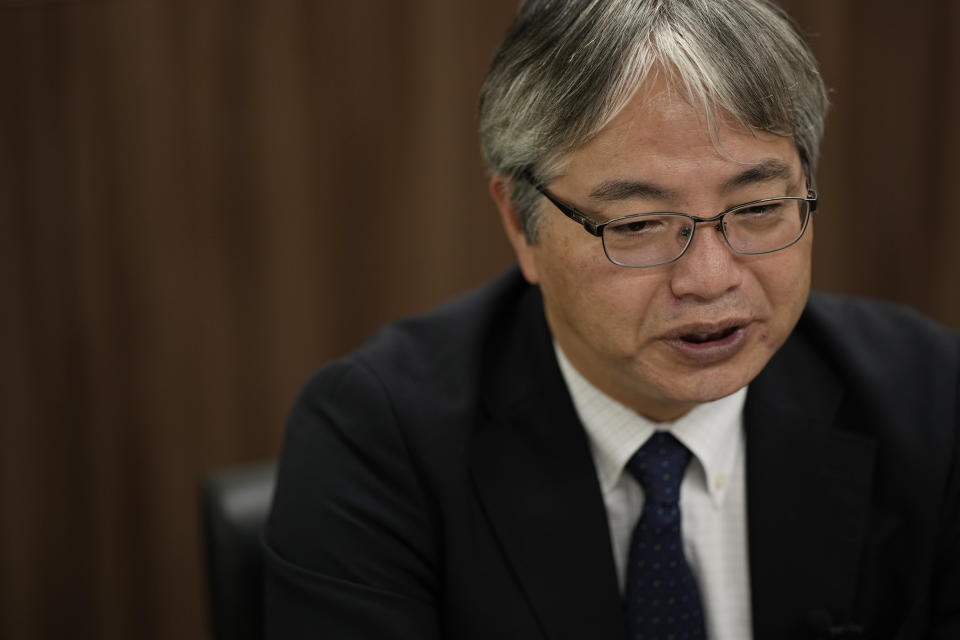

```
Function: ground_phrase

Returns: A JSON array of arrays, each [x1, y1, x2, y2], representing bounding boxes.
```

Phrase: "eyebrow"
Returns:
[[720, 158, 795, 193], [585, 158, 796, 203], [588, 179, 678, 202]]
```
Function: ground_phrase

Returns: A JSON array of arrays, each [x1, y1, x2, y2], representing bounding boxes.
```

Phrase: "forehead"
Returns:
[[559, 78, 802, 197]]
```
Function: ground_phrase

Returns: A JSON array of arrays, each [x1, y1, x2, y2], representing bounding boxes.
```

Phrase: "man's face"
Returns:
[[495, 81, 813, 422]]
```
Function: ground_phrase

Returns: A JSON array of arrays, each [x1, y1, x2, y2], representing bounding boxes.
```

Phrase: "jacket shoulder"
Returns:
[[296, 267, 535, 422], [354, 267, 531, 385], [802, 291, 958, 366], [798, 291, 958, 423]]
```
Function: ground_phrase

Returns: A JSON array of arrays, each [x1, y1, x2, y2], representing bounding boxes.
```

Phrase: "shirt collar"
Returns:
[[554, 342, 746, 507]]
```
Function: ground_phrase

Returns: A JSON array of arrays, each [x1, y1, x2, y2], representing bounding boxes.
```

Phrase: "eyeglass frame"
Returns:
[[520, 169, 818, 268]]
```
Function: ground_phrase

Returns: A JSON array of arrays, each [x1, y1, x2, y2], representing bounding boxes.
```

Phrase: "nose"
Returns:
[[668, 222, 744, 301]]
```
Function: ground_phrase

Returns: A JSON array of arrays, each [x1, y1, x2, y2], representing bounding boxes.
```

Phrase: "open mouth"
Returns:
[[680, 326, 740, 344], [665, 320, 751, 362]]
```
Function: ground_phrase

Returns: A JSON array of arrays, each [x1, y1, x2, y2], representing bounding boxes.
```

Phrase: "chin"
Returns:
[[653, 361, 760, 407], [659, 383, 739, 408]]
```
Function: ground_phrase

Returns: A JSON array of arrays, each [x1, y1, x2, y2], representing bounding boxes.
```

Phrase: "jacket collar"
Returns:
[[469, 284, 624, 640], [469, 281, 877, 639], [745, 319, 877, 638]]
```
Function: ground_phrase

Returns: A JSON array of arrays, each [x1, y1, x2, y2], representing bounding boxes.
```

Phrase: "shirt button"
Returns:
[[714, 475, 726, 490]]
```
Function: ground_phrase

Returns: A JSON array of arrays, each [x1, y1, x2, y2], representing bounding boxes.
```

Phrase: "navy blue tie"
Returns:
[[624, 431, 706, 640]]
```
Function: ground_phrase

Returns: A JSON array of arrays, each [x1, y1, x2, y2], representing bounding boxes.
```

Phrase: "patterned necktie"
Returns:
[[624, 431, 707, 640]]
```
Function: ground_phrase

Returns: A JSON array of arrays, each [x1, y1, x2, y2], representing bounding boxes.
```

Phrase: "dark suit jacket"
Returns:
[[265, 268, 960, 639]]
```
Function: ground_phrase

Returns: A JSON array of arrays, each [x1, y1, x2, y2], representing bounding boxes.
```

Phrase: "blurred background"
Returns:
[[1, 0, 957, 638]]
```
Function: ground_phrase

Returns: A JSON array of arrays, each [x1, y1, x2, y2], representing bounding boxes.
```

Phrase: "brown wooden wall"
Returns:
[[1, 1, 957, 639]]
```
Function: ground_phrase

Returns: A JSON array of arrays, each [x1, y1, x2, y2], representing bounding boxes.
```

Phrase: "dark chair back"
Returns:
[[202, 462, 277, 640]]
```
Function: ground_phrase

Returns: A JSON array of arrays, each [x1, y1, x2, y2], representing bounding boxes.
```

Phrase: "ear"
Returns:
[[489, 175, 540, 284]]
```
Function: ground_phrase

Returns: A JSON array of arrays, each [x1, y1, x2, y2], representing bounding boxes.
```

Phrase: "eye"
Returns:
[[607, 216, 668, 236], [727, 200, 792, 230], [734, 201, 784, 217]]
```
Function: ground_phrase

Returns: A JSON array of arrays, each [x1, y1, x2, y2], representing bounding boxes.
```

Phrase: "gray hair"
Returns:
[[479, 0, 829, 240]]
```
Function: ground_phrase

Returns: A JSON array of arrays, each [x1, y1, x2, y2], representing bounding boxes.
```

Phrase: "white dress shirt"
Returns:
[[555, 345, 753, 640]]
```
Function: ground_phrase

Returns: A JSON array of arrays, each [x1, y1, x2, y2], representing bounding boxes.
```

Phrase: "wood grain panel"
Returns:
[[0, 2, 956, 639]]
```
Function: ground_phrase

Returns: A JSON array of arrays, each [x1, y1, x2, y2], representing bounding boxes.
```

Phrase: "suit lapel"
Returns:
[[469, 286, 623, 640], [467, 283, 879, 638], [745, 326, 877, 638]]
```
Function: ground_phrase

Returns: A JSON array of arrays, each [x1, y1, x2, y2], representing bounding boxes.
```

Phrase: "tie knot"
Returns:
[[625, 431, 691, 505]]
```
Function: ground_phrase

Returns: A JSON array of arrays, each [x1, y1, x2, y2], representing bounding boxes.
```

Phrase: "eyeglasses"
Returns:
[[524, 173, 818, 268]]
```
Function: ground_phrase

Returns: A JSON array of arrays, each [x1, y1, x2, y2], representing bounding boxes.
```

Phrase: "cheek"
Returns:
[[534, 227, 655, 329], [753, 243, 812, 335], [542, 260, 664, 344], [532, 220, 604, 294]]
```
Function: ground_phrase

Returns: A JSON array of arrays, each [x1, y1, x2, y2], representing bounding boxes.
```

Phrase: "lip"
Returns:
[[661, 319, 753, 365]]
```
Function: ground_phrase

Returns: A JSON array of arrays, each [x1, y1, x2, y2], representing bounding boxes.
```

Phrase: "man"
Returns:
[[265, 1, 960, 638]]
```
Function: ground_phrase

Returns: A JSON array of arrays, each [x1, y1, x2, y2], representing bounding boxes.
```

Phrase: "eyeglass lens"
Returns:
[[602, 198, 810, 267]]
